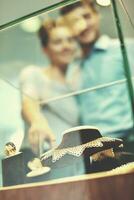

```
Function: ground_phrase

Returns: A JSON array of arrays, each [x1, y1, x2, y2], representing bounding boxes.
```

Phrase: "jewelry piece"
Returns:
[[5, 142, 16, 157], [41, 137, 122, 163], [26, 158, 51, 178], [91, 148, 115, 162]]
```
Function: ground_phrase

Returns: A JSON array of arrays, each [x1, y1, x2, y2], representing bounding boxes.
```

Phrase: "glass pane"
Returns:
[[0, 0, 77, 28], [114, 0, 134, 148], [0, 0, 134, 188]]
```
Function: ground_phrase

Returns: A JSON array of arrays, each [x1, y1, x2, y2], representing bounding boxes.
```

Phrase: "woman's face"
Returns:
[[45, 26, 76, 67]]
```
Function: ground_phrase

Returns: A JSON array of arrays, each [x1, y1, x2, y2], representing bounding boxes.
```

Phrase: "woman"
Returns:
[[20, 19, 79, 155]]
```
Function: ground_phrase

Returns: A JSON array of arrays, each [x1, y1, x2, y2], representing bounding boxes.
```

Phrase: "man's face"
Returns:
[[64, 5, 99, 45]]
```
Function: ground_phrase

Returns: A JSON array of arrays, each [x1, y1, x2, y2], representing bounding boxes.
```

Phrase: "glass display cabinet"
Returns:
[[0, 0, 134, 199]]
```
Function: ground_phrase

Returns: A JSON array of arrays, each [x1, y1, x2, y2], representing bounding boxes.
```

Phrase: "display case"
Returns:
[[0, 0, 134, 197]]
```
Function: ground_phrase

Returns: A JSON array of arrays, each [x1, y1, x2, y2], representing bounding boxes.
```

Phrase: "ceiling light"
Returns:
[[96, 0, 111, 6], [20, 17, 41, 33]]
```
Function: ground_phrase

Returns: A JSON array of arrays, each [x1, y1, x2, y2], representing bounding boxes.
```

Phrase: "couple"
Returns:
[[20, 1, 134, 155]]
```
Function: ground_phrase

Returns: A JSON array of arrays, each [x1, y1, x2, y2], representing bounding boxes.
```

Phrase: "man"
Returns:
[[60, 1, 134, 149]]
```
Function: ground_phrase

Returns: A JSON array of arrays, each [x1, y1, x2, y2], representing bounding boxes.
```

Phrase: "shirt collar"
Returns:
[[94, 35, 111, 51]]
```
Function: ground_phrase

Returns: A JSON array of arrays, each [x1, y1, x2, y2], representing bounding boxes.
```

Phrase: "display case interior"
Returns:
[[0, 0, 134, 188]]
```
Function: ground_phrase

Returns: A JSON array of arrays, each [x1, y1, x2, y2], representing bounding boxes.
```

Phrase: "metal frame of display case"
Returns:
[[111, 0, 134, 128], [0, 0, 79, 30]]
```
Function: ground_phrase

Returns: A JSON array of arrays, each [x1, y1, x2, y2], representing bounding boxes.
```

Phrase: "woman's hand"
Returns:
[[28, 120, 56, 153]]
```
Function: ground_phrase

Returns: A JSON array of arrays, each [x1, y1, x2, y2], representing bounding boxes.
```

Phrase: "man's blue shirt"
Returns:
[[67, 36, 134, 138]]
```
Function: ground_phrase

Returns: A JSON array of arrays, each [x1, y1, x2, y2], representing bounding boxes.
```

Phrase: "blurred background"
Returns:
[[0, 0, 134, 186]]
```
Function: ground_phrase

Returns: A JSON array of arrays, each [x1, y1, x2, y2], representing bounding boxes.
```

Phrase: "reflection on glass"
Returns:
[[0, 0, 134, 188]]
